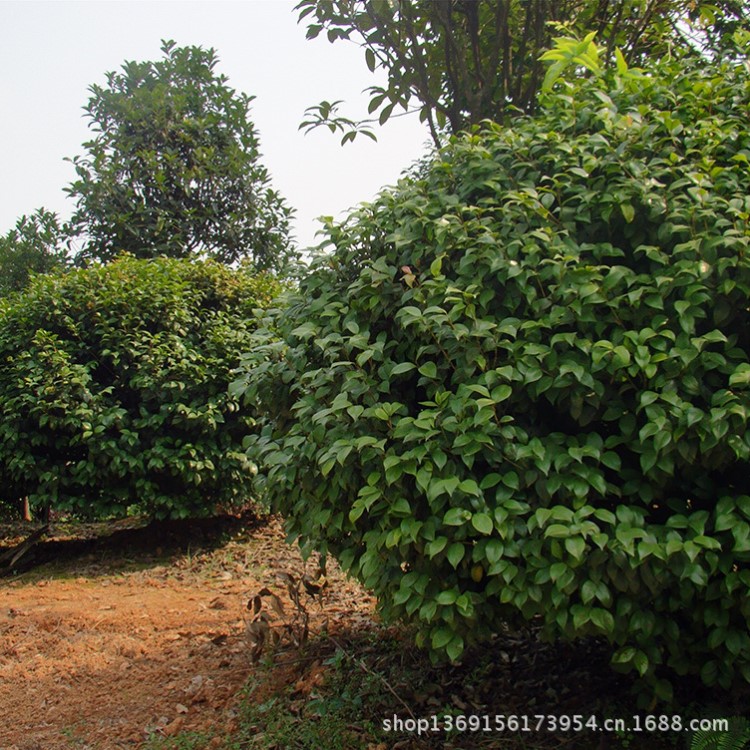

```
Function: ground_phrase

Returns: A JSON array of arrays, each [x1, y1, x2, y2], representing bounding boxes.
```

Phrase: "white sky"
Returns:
[[0, 0, 431, 250]]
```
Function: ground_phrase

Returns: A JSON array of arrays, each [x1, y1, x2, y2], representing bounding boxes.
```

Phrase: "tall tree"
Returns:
[[66, 40, 294, 272], [297, 0, 749, 146], [0, 209, 68, 297]]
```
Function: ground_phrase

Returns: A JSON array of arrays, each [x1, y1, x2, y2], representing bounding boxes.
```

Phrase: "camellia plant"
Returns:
[[233, 41, 750, 700], [0, 255, 281, 521]]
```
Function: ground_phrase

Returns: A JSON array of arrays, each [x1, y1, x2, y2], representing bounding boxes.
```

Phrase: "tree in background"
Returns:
[[67, 40, 294, 272], [0, 209, 68, 297], [297, 0, 749, 146]]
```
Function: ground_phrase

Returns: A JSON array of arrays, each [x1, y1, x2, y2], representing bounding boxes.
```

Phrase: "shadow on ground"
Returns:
[[0, 510, 265, 578]]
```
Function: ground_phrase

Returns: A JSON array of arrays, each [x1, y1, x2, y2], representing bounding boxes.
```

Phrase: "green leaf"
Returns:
[[601, 451, 621, 471], [492, 384, 512, 403], [615, 47, 628, 75], [390, 497, 411, 516], [426, 536, 448, 557], [485, 539, 504, 564], [458, 478, 482, 496], [431, 627, 453, 650], [480, 473, 502, 490], [392, 588, 412, 605], [418, 361, 438, 378], [541, 58, 569, 92], [378, 102, 395, 126], [550, 561, 568, 582], [729, 364, 750, 387], [446, 634, 464, 662], [565, 536, 586, 560], [701, 660, 719, 685], [391, 361, 416, 376], [320, 457, 336, 477], [447, 542, 465, 568], [653, 679, 673, 703], [436, 589, 458, 605], [347, 404, 364, 420], [633, 650, 650, 677], [612, 646, 636, 665], [620, 203, 635, 223], [590, 608, 614, 634], [443, 507, 469, 526], [545, 524, 571, 538], [471, 512, 493, 535]]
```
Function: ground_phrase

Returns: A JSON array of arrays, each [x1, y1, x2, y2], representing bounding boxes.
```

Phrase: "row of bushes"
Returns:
[[3, 47, 750, 701]]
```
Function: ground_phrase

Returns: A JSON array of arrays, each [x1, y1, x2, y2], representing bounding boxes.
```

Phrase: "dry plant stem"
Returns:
[[244, 568, 419, 723], [269, 653, 326, 668]]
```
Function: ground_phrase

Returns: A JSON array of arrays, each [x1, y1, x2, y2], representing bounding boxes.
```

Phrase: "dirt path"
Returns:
[[0, 518, 374, 750]]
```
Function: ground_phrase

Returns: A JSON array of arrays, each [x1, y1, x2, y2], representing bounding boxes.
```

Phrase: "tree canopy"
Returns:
[[297, 0, 750, 146], [66, 40, 294, 272], [0, 209, 68, 297]]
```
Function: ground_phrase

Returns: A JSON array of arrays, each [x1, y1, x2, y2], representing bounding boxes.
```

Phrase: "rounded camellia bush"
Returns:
[[234, 49, 750, 699], [0, 255, 281, 520]]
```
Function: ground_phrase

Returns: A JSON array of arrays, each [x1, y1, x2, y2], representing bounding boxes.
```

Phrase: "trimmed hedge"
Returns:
[[234, 50, 750, 699], [0, 256, 281, 520]]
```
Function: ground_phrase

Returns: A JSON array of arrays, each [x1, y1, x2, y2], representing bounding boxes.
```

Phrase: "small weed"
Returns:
[[60, 724, 91, 748]]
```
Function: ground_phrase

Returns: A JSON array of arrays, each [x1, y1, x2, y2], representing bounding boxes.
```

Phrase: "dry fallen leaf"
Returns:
[[162, 716, 185, 737]]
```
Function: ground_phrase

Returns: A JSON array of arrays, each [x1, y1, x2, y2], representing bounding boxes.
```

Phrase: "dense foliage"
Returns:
[[0, 256, 281, 520], [66, 40, 294, 272], [234, 48, 750, 699], [297, 0, 749, 145], [0, 209, 68, 297]]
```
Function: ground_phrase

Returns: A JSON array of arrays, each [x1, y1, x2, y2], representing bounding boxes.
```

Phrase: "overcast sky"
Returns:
[[1, 0, 431, 250]]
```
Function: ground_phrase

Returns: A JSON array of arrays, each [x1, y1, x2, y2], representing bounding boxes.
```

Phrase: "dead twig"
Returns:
[[0, 524, 50, 573]]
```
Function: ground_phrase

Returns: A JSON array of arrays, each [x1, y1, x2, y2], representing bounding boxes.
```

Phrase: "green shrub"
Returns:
[[233, 50, 750, 699], [0, 255, 281, 520]]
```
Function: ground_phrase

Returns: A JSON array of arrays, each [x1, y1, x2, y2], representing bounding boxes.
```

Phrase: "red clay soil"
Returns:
[[0, 517, 375, 750]]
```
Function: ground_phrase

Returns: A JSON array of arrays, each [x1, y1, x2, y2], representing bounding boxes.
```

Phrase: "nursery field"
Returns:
[[3, 6, 750, 750]]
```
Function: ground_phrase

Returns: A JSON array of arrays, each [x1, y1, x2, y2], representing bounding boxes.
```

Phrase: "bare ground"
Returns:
[[0, 516, 375, 750]]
